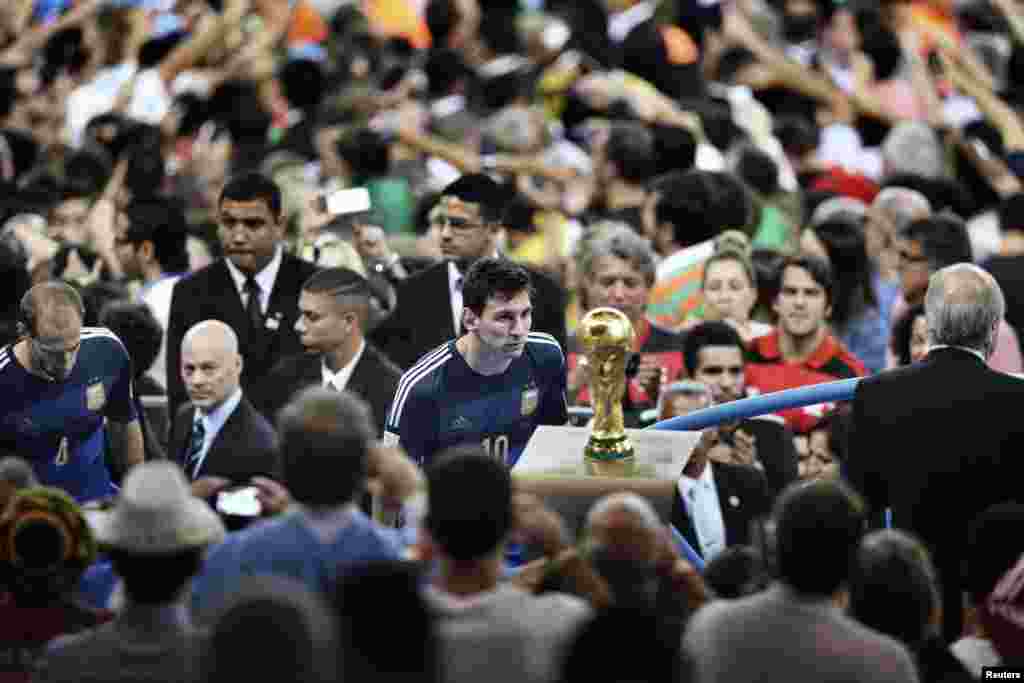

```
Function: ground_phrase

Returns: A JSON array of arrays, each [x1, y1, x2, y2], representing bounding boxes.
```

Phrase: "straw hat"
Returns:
[[87, 462, 225, 554]]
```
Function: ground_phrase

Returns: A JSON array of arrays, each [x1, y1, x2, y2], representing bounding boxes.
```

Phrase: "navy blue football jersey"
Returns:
[[385, 332, 568, 467], [0, 327, 137, 502]]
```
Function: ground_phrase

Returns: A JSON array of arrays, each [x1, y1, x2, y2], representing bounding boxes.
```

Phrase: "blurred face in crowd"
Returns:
[[824, 8, 859, 54], [897, 237, 931, 305], [692, 345, 746, 405], [703, 258, 757, 324], [48, 198, 90, 245], [113, 212, 148, 279], [434, 196, 497, 271], [295, 290, 359, 354], [774, 265, 831, 341], [181, 327, 243, 411], [910, 314, 929, 364], [28, 304, 82, 382], [463, 289, 532, 360], [800, 428, 836, 480], [584, 255, 650, 324], [218, 198, 283, 275]]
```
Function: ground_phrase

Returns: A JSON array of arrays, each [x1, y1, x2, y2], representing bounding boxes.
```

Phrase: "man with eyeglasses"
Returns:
[[888, 214, 1022, 372], [0, 282, 144, 502], [371, 174, 566, 369]]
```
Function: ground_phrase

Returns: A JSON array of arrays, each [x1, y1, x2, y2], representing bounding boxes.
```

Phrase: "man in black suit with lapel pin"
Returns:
[[168, 320, 281, 491], [370, 173, 567, 369], [671, 429, 772, 563], [166, 172, 319, 419], [258, 267, 402, 435]]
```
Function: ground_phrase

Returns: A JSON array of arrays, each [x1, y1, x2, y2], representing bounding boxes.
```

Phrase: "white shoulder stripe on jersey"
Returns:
[[392, 342, 451, 391], [388, 350, 453, 427], [387, 352, 453, 429], [527, 333, 564, 359]]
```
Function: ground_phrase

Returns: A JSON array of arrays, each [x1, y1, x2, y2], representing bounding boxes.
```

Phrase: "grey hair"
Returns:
[[871, 187, 932, 232], [0, 457, 37, 490], [182, 319, 240, 357], [585, 492, 663, 535], [882, 123, 945, 181], [924, 263, 1005, 354], [579, 225, 657, 287]]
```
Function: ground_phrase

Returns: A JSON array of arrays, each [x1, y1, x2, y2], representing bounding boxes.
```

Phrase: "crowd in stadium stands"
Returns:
[[2, 0, 1024, 679]]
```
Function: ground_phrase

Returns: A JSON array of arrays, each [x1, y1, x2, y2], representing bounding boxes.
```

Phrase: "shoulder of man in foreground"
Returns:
[[684, 590, 920, 682]]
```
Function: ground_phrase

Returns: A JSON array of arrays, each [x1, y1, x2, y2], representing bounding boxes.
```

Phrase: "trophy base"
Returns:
[[584, 434, 636, 477], [583, 455, 636, 477]]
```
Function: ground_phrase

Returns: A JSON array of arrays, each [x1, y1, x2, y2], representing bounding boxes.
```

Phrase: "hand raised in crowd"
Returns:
[[191, 476, 231, 501], [634, 357, 666, 402], [353, 223, 394, 266], [365, 442, 423, 514], [251, 476, 292, 516]]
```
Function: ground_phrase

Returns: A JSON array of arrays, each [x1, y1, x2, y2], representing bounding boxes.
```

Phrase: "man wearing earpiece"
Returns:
[[0, 281, 144, 502]]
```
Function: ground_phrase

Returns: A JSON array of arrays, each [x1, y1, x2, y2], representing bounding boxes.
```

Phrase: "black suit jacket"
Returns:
[[847, 347, 1024, 640], [670, 462, 771, 560], [165, 254, 319, 418], [257, 343, 402, 436], [169, 396, 281, 483], [370, 261, 568, 369]]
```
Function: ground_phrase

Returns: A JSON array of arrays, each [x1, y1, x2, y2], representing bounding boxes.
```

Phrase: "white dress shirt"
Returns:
[[191, 387, 244, 477], [224, 245, 284, 315], [321, 340, 366, 392], [678, 463, 727, 561], [448, 262, 464, 336]]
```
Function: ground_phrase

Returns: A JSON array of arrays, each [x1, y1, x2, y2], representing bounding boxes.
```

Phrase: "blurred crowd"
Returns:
[[2, 0, 1024, 679]]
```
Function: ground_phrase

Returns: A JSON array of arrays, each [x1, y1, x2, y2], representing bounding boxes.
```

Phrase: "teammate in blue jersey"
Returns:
[[0, 282, 144, 502], [385, 258, 568, 468]]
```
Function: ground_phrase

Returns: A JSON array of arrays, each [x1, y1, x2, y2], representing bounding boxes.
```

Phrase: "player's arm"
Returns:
[[107, 419, 144, 469], [538, 343, 570, 426], [106, 338, 144, 469], [384, 385, 438, 468]]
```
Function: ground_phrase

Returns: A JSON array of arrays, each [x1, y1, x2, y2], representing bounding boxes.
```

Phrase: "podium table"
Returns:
[[512, 426, 701, 533]]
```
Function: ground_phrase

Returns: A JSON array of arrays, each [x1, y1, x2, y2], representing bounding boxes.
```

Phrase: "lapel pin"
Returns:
[[265, 312, 282, 331], [729, 495, 740, 508]]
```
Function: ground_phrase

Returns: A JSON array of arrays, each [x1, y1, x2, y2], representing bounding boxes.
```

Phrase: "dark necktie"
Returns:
[[244, 275, 263, 332], [186, 417, 206, 479]]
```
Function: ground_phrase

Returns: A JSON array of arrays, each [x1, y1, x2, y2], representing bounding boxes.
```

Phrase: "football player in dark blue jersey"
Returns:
[[0, 282, 144, 502], [385, 258, 568, 468]]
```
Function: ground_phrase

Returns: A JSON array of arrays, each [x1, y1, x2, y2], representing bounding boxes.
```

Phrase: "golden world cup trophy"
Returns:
[[578, 307, 637, 477]]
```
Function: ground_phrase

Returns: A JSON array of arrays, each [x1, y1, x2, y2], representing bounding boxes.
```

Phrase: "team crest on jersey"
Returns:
[[86, 382, 106, 412], [521, 385, 539, 416]]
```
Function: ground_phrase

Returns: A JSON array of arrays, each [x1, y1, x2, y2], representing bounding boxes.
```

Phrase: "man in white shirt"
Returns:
[[114, 198, 191, 390], [259, 268, 402, 435], [670, 426, 771, 563]]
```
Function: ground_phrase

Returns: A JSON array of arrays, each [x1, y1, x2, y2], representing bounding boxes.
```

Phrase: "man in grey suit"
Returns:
[[684, 480, 920, 683], [34, 462, 226, 683]]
